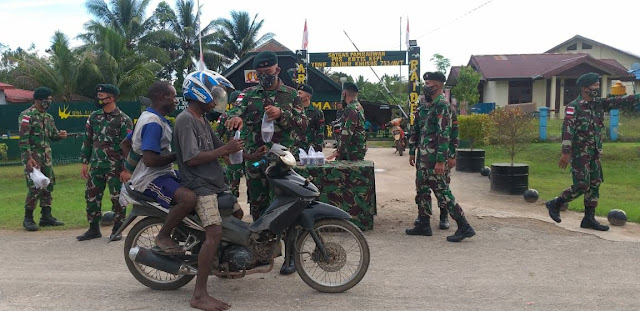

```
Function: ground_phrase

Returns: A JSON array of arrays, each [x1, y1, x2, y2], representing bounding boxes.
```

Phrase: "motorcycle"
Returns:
[[388, 118, 406, 156], [112, 144, 370, 293]]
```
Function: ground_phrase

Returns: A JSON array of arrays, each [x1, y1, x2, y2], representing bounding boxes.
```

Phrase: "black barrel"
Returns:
[[490, 163, 529, 195], [456, 149, 485, 172]]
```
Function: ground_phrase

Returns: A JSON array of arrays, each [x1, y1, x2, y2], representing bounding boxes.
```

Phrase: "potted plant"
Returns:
[[488, 107, 535, 194], [456, 114, 491, 172]]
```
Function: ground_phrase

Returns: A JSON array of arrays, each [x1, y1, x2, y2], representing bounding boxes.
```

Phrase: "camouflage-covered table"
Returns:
[[294, 160, 377, 231]]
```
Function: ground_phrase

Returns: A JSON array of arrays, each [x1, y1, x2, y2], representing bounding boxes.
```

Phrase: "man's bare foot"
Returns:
[[190, 294, 230, 311], [154, 235, 183, 255]]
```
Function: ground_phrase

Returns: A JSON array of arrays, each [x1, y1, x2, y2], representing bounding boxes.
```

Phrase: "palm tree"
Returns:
[[212, 11, 273, 61], [143, 0, 226, 87], [13, 32, 97, 101], [82, 0, 153, 49]]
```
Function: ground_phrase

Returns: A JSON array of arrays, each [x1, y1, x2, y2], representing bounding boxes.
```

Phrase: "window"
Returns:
[[582, 42, 592, 49], [508, 80, 533, 105], [567, 43, 577, 51]]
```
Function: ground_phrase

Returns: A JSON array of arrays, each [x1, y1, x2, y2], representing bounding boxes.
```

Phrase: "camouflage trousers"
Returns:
[[85, 166, 125, 225], [416, 164, 451, 218], [415, 163, 465, 220], [226, 163, 245, 198], [24, 165, 55, 211], [244, 162, 273, 221], [559, 153, 602, 208]]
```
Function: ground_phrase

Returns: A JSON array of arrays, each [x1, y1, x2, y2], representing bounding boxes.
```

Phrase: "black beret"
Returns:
[[96, 84, 120, 96], [342, 81, 359, 92], [298, 84, 314, 95], [423, 71, 446, 82], [576, 72, 600, 88], [33, 87, 53, 100], [228, 90, 242, 103], [253, 51, 278, 69]]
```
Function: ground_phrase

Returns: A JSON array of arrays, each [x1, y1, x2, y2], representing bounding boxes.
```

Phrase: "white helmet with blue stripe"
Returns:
[[183, 70, 235, 113]]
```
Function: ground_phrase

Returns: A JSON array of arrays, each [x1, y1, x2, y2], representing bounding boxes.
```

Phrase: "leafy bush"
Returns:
[[489, 108, 536, 165], [458, 114, 491, 150], [0, 143, 7, 161]]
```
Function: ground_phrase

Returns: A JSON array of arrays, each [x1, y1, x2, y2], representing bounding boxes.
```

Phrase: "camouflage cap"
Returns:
[[342, 81, 359, 93], [253, 51, 278, 69], [96, 84, 120, 96], [33, 87, 53, 100], [423, 71, 446, 82], [576, 72, 600, 88], [228, 90, 242, 103], [298, 84, 314, 95]]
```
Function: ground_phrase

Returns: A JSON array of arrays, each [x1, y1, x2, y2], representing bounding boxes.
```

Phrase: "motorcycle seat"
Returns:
[[125, 183, 156, 203]]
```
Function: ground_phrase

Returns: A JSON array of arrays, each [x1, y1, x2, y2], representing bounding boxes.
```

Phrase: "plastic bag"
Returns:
[[29, 168, 50, 189], [299, 148, 308, 165], [261, 112, 274, 143], [229, 130, 244, 164], [119, 183, 133, 207]]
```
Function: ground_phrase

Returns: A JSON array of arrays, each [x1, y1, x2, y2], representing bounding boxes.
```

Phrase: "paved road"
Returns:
[[1, 148, 638, 310]]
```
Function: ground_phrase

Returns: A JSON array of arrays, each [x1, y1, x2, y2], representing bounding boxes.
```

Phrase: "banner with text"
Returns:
[[309, 51, 406, 68], [408, 46, 420, 125]]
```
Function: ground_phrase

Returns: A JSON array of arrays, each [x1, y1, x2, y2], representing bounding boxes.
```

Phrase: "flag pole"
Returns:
[[197, 0, 204, 71], [399, 16, 402, 79]]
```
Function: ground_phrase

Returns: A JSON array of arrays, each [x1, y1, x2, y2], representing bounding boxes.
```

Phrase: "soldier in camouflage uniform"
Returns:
[[294, 84, 325, 152], [546, 72, 640, 231], [19, 87, 67, 231], [225, 51, 308, 276], [328, 82, 366, 161], [216, 90, 245, 198], [77, 84, 133, 241], [406, 72, 475, 242], [224, 51, 308, 220], [408, 94, 458, 231]]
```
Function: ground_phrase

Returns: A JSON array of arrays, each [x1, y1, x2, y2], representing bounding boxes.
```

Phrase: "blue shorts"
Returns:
[[143, 175, 181, 208]]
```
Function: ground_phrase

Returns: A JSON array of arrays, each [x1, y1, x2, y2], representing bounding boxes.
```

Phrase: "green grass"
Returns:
[[0, 164, 115, 230], [483, 142, 640, 223], [546, 115, 640, 142], [1, 142, 639, 229]]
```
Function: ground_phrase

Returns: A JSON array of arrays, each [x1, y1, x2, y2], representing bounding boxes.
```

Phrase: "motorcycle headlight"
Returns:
[[280, 151, 297, 168]]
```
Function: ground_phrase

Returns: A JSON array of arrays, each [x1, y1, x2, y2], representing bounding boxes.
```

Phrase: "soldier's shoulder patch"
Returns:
[[235, 93, 245, 105], [21, 115, 30, 124], [566, 106, 575, 116]]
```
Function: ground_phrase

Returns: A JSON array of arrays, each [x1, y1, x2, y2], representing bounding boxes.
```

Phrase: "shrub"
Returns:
[[0, 143, 7, 161], [458, 114, 491, 150], [489, 108, 536, 165]]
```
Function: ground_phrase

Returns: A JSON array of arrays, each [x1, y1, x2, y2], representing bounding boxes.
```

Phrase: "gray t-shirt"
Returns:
[[174, 109, 228, 196]]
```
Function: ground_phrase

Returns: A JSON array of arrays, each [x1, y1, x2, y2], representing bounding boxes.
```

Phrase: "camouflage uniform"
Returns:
[[227, 83, 308, 220], [409, 94, 465, 219], [216, 112, 244, 198], [81, 108, 133, 225], [295, 104, 325, 152], [337, 99, 366, 160], [557, 94, 640, 207], [19, 106, 64, 212]]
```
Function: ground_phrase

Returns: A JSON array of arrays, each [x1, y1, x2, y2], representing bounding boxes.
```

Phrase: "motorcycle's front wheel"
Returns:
[[124, 217, 195, 290], [395, 140, 404, 156], [295, 219, 370, 293]]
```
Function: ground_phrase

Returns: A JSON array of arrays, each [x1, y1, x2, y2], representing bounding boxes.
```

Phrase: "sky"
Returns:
[[1, 0, 640, 82]]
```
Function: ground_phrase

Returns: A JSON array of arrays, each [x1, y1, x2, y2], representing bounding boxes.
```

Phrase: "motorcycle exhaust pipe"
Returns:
[[128, 247, 197, 275]]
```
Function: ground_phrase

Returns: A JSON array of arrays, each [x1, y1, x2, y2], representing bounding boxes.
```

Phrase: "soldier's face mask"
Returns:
[[95, 96, 112, 109], [40, 99, 52, 110], [257, 72, 277, 89], [587, 88, 600, 98]]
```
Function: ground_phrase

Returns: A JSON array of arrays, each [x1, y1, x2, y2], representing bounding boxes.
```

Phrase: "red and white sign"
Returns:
[[301, 19, 308, 50]]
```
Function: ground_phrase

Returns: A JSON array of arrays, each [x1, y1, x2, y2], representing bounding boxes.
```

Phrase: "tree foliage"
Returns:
[[430, 53, 450, 75], [489, 107, 535, 165], [451, 66, 481, 113]]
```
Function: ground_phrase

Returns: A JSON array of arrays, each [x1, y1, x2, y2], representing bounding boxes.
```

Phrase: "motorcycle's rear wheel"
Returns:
[[294, 219, 370, 293], [124, 217, 195, 290]]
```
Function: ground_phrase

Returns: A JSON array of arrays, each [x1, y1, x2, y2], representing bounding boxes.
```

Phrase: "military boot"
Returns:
[[446, 217, 476, 242], [39, 206, 65, 227], [580, 207, 609, 231], [110, 221, 123, 241], [405, 216, 432, 236], [545, 197, 564, 223], [77, 222, 102, 241], [280, 231, 297, 275], [439, 208, 450, 230], [23, 209, 38, 231]]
